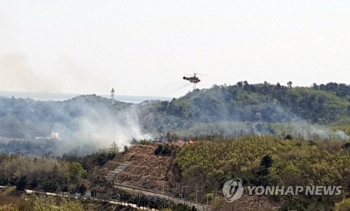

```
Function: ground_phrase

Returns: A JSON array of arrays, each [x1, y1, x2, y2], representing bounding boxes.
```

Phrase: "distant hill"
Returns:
[[0, 91, 173, 103], [138, 82, 350, 133], [1, 81, 350, 143], [0, 94, 131, 139]]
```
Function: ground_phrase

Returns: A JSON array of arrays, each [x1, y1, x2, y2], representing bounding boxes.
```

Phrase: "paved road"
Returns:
[[114, 183, 210, 211]]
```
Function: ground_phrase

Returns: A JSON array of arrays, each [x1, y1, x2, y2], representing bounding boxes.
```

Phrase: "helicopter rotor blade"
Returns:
[[193, 73, 207, 76]]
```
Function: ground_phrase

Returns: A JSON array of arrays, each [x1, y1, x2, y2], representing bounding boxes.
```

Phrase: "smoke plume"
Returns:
[[0, 95, 153, 157], [52, 98, 152, 157], [0, 54, 60, 93]]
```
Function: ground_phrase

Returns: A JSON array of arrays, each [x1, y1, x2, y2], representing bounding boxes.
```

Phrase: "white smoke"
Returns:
[[52, 98, 152, 157], [284, 121, 350, 140], [0, 53, 60, 93]]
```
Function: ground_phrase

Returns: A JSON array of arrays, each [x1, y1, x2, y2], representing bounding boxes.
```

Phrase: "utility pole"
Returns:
[[196, 189, 203, 204], [163, 182, 165, 209], [138, 176, 145, 207], [161, 181, 168, 209], [4, 165, 7, 186], [181, 185, 188, 199], [138, 190, 141, 206]]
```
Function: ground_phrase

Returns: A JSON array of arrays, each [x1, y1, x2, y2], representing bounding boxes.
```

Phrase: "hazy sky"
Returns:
[[1, 1, 350, 97]]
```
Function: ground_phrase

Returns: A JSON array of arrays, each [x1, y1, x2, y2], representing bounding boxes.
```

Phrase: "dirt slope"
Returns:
[[100, 144, 178, 192], [99, 143, 278, 210]]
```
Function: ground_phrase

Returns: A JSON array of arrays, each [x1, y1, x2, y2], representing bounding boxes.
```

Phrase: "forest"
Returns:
[[1, 81, 350, 210], [2, 134, 350, 210], [152, 82, 350, 130], [2, 81, 350, 141], [176, 135, 350, 210]]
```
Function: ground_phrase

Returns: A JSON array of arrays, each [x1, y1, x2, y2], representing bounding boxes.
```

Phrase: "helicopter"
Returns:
[[183, 73, 203, 89]]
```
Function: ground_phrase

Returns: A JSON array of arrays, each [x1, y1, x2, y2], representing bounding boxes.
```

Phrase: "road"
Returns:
[[2, 184, 210, 210], [22, 188, 158, 211], [114, 183, 210, 211]]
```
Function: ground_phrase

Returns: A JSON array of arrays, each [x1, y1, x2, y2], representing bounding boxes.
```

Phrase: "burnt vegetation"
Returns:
[[154, 144, 173, 156]]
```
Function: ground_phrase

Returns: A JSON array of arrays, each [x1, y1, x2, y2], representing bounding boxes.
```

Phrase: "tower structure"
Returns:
[[110, 88, 116, 105]]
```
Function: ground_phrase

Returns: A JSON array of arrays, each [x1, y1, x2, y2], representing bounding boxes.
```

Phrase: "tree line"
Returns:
[[153, 81, 350, 133], [175, 135, 350, 210]]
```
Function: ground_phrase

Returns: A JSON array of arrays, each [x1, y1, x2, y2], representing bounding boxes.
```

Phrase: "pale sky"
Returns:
[[1, 1, 350, 97]]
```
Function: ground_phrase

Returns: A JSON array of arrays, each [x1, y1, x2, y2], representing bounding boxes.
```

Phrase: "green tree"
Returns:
[[255, 154, 273, 186], [69, 162, 87, 183], [110, 140, 119, 154], [16, 176, 27, 191], [78, 183, 87, 195]]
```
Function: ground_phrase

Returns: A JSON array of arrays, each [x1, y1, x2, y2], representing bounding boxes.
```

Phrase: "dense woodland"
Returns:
[[1, 81, 350, 141], [176, 135, 350, 210], [152, 82, 350, 131]]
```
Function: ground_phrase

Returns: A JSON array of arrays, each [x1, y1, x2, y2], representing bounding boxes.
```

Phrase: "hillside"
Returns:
[[1, 82, 350, 157], [0, 94, 131, 139], [99, 142, 278, 211], [99, 136, 350, 210], [1, 133, 350, 210], [139, 82, 350, 133], [99, 143, 179, 192]]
